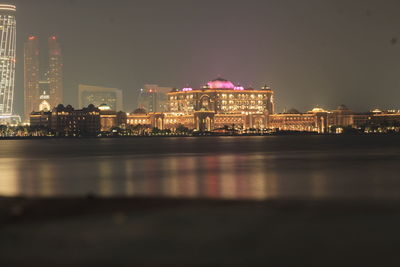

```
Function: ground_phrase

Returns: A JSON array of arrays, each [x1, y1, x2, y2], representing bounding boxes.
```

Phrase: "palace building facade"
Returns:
[[127, 78, 275, 131]]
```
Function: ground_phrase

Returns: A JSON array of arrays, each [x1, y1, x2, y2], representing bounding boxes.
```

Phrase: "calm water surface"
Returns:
[[1, 135, 400, 200]]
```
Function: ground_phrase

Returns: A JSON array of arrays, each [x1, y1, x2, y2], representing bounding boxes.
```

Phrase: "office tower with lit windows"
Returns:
[[24, 35, 64, 121], [0, 3, 16, 119], [24, 36, 40, 120], [48, 36, 63, 108]]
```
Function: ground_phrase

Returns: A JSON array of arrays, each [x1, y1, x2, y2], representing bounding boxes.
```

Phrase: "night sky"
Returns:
[[11, 0, 400, 114]]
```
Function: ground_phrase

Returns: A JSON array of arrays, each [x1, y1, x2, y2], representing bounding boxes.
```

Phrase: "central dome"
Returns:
[[207, 78, 235, 89]]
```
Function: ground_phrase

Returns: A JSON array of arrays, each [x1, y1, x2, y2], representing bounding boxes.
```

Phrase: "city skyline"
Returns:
[[7, 0, 400, 117]]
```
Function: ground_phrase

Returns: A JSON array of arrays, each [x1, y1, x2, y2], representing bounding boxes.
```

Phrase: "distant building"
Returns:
[[269, 107, 329, 133], [78, 84, 123, 112], [30, 110, 51, 129], [24, 36, 40, 120], [30, 104, 127, 135], [24, 35, 64, 121], [48, 36, 64, 109], [98, 104, 127, 132], [138, 84, 173, 112], [30, 104, 101, 136], [38, 78, 51, 111]]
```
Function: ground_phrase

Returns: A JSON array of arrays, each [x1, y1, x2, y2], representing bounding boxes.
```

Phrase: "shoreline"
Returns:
[[0, 132, 396, 140]]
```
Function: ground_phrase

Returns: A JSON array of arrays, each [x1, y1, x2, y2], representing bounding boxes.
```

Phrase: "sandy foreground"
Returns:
[[1, 197, 400, 266]]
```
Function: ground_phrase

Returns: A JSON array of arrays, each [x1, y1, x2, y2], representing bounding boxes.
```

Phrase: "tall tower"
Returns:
[[48, 36, 63, 108], [24, 36, 40, 120], [0, 3, 16, 117]]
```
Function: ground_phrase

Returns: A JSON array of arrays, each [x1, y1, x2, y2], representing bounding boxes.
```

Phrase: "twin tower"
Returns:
[[24, 35, 63, 120]]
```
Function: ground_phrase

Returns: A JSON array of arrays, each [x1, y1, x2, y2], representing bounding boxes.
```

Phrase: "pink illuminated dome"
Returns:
[[207, 78, 235, 89]]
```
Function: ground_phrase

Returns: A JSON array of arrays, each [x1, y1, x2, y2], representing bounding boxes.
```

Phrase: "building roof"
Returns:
[[309, 107, 328, 113], [207, 78, 235, 89]]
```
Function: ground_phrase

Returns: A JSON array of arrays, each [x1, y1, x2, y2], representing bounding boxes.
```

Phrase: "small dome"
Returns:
[[86, 104, 97, 110], [310, 107, 327, 113], [133, 108, 147, 114], [65, 105, 74, 111], [98, 104, 112, 111], [207, 78, 235, 89]]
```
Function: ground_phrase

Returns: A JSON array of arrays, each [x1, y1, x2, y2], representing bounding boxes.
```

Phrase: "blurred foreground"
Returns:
[[1, 197, 400, 266]]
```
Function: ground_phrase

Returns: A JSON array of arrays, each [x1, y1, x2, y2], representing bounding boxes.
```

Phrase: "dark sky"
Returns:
[[11, 0, 400, 113]]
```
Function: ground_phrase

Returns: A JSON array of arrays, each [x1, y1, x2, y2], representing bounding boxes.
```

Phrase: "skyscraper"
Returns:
[[0, 4, 16, 118], [48, 36, 63, 108], [24, 36, 40, 120], [24, 35, 64, 121]]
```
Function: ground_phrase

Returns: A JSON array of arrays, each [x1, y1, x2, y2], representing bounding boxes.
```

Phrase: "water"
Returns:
[[1, 135, 400, 200]]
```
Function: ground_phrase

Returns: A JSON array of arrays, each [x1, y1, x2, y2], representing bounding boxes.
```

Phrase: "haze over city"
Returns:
[[5, 1, 400, 266], [10, 0, 400, 115]]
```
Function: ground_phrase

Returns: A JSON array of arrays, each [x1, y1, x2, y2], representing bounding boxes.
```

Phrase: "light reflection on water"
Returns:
[[1, 136, 400, 200], [0, 153, 282, 199]]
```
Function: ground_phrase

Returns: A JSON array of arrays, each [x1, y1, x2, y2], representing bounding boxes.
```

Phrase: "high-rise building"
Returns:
[[48, 36, 63, 108], [0, 4, 16, 118], [138, 84, 173, 113], [78, 84, 123, 111], [24, 35, 64, 121], [24, 36, 40, 119]]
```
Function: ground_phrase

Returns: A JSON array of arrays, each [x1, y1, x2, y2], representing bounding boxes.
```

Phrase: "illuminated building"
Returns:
[[48, 36, 63, 108], [268, 106, 400, 134], [0, 4, 16, 119], [38, 79, 51, 111], [31, 105, 101, 136], [50, 104, 100, 136], [78, 84, 123, 112], [127, 108, 151, 127], [138, 84, 173, 112], [127, 78, 275, 131], [168, 78, 274, 115], [268, 108, 329, 133], [24, 36, 40, 120], [24, 35, 64, 121], [328, 105, 354, 128], [30, 110, 51, 129], [98, 104, 127, 132]]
